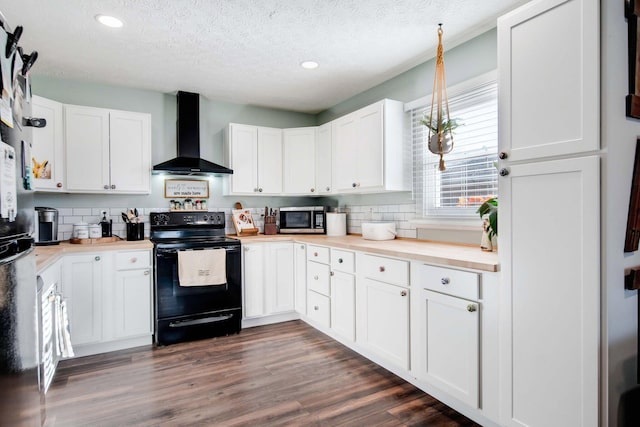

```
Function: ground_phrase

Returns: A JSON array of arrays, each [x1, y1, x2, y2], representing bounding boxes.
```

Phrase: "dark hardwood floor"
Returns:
[[44, 321, 480, 426]]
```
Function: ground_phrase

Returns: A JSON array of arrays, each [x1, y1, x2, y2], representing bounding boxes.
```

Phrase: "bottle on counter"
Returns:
[[100, 212, 112, 237]]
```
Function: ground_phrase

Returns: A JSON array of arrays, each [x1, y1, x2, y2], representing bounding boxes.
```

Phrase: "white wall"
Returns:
[[602, 1, 640, 425]]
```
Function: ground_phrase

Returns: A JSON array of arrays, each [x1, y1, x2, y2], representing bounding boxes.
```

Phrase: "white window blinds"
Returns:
[[411, 80, 498, 217]]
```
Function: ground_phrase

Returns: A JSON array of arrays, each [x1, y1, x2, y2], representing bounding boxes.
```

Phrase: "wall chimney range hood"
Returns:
[[152, 91, 233, 176]]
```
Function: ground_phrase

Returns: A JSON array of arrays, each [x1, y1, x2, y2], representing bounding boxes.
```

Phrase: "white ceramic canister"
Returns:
[[73, 223, 89, 239], [326, 212, 347, 236], [89, 224, 102, 238]]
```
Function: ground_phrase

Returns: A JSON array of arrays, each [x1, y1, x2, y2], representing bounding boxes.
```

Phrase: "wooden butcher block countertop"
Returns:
[[234, 234, 499, 272], [35, 239, 154, 273]]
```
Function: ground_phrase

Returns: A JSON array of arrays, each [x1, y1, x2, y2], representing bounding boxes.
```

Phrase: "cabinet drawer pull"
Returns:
[[144, 270, 150, 276], [330, 271, 334, 276], [499, 168, 510, 177], [314, 305, 319, 311], [313, 275, 319, 280], [467, 304, 477, 312], [95, 256, 101, 261], [310, 188, 315, 192], [314, 252, 318, 257], [103, 184, 109, 190], [258, 187, 263, 192], [326, 186, 330, 191], [400, 290, 407, 297], [56, 182, 62, 188], [130, 257, 137, 263], [338, 258, 343, 263], [499, 151, 508, 160], [441, 277, 450, 285], [300, 245, 305, 249], [352, 182, 357, 188], [379, 266, 385, 272], [111, 184, 116, 189]]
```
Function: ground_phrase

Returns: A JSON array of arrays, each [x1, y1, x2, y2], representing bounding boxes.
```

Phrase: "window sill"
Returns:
[[410, 217, 482, 231]]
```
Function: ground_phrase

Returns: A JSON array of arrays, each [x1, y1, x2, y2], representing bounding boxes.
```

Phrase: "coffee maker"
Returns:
[[34, 207, 59, 245]]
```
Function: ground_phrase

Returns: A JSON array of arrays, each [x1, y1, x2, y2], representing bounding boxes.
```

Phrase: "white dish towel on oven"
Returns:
[[178, 248, 227, 286]]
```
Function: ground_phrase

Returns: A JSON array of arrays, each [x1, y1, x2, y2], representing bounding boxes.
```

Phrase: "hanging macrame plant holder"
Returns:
[[427, 24, 454, 171]]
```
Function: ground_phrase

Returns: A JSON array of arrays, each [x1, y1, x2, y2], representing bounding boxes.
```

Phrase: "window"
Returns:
[[410, 75, 498, 218]]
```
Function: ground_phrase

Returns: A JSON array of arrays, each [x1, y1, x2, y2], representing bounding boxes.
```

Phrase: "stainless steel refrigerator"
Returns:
[[0, 10, 42, 427]]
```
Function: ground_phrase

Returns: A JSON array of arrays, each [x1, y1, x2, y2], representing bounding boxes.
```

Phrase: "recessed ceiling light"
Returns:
[[300, 61, 319, 69], [95, 14, 124, 28]]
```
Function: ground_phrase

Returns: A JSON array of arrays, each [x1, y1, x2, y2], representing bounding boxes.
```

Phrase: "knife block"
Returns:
[[264, 215, 277, 235]]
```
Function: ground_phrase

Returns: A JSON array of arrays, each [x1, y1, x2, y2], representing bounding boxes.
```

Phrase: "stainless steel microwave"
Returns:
[[279, 206, 326, 234]]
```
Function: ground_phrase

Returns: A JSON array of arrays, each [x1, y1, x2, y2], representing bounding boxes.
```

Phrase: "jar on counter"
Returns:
[[73, 223, 89, 239], [89, 224, 102, 239], [195, 199, 202, 210], [184, 199, 193, 210], [170, 200, 176, 210], [201, 200, 207, 210]]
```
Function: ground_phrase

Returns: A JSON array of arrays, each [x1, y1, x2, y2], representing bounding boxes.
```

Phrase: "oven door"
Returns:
[[155, 244, 241, 320]]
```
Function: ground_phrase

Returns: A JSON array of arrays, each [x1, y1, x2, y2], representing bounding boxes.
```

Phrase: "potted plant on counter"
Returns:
[[477, 197, 497, 251]]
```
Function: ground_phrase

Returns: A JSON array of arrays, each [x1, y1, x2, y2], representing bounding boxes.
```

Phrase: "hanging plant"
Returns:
[[426, 24, 456, 171]]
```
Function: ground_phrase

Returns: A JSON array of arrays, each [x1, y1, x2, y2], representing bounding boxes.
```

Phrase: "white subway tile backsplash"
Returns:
[[72, 208, 92, 216], [63, 215, 83, 224], [57, 208, 73, 216]]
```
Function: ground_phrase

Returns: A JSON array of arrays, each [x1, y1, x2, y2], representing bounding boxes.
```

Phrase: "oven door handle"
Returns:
[[168, 314, 235, 328], [156, 247, 240, 255]]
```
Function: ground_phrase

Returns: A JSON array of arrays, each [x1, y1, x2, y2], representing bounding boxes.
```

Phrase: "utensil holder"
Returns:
[[126, 223, 145, 241]]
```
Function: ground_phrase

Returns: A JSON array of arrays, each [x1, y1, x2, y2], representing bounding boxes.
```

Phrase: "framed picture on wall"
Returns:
[[164, 179, 209, 198]]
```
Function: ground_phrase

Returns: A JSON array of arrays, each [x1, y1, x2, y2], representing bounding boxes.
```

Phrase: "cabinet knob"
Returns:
[[313, 275, 319, 280], [144, 270, 150, 276], [244, 247, 250, 252], [499, 168, 510, 177], [314, 305, 319, 311], [104, 184, 109, 190], [254, 188, 259, 192], [310, 188, 315, 193], [111, 184, 116, 189], [441, 277, 450, 285], [314, 252, 318, 257], [130, 257, 137, 263], [330, 271, 334, 276], [338, 258, 343, 263], [326, 186, 330, 191], [300, 245, 305, 249], [400, 290, 407, 297], [467, 304, 477, 312], [379, 266, 385, 272], [95, 256, 101, 261], [258, 187, 263, 193], [352, 182, 357, 188], [56, 182, 62, 188], [498, 151, 508, 160]]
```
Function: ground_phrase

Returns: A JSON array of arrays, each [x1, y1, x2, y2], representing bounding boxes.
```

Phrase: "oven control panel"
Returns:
[[150, 212, 225, 227]]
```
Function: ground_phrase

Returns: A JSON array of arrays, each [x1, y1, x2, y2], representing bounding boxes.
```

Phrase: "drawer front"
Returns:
[[362, 254, 409, 287], [307, 290, 330, 328], [115, 250, 151, 270], [307, 245, 330, 264], [331, 249, 355, 273], [419, 264, 479, 300], [307, 261, 330, 296]]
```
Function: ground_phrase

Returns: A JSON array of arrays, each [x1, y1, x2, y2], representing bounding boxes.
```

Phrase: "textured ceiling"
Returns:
[[0, 0, 526, 113]]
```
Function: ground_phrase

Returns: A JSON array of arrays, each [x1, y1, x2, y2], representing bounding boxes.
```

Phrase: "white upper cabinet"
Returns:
[[64, 105, 151, 194], [108, 110, 152, 193], [283, 127, 317, 195], [227, 123, 282, 195], [31, 95, 65, 191], [315, 122, 332, 194], [497, 0, 599, 161], [332, 99, 408, 193]]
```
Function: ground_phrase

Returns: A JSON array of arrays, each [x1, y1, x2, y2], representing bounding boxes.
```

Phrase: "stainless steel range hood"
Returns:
[[153, 91, 233, 176]]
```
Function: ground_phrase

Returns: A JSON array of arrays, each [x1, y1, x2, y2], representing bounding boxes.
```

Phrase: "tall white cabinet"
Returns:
[[497, 0, 600, 426]]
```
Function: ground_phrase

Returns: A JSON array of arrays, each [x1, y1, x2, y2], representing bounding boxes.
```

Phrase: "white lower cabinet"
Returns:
[[306, 289, 330, 328], [330, 270, 355, 341], [359, 277, 410, 371], [418, 289, 479, 408], [62, 249, 153, 357], [242, 242, 295, 321], [62, 253, 105, 346], [112, 250, 152, 339], [294, 243, 307, 314]]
